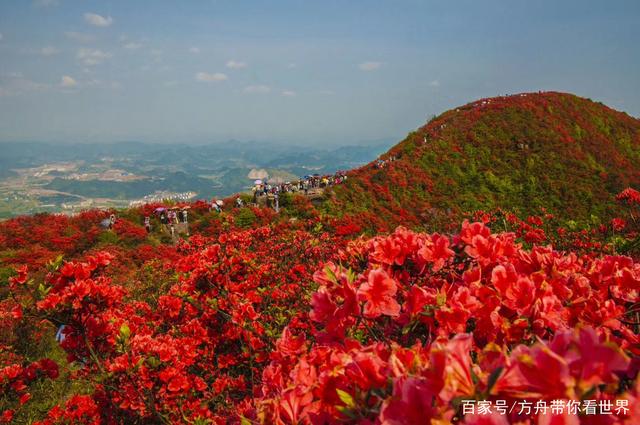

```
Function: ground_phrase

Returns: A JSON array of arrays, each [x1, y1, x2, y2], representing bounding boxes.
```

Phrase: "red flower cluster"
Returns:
[[1, 359, 59, 422], [616, 188, 640, 205], [258, 223, 639, 424]]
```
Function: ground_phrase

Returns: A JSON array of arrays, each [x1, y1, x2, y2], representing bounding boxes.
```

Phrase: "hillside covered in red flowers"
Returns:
[[325, 92, 640, 231], [1, 93, 639, 425]]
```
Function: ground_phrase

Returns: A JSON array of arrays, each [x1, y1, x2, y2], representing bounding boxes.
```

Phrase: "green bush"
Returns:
[[97, 230, 120, 245], [235, 208, 257, 228]]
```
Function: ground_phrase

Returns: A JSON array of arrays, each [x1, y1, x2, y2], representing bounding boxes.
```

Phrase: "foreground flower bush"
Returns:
[[258, 223, 638, 424], [1, 211, 638, 423], [1, 219, 347, 423]]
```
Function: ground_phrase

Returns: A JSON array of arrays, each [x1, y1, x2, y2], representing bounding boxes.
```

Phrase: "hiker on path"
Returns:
[[144, 216, 151, 233]]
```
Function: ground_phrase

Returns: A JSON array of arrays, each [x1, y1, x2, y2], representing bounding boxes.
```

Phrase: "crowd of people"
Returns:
[[99, 172, 349, 237], [150, 207, 190, 237], [156, 207, 189, 225], [373, 155, 399, 169], [251, 172, 348, 201]]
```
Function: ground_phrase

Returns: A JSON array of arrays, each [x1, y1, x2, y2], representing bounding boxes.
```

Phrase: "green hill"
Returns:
[[325, 92, 640, 230]]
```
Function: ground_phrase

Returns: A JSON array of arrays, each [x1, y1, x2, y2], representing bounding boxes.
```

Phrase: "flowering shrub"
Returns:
[[257, 223, 638, 424], [1, 208, 639, 424], [111, 219, 148, 245], [1, 213, 350, 423]]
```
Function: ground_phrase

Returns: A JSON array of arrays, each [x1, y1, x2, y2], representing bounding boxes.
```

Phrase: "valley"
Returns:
[[0, 141, 389, 218]]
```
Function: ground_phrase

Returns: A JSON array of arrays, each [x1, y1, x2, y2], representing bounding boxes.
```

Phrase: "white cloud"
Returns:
[[123, 42, 142, 50], [41, 46, 59, 56], [226, 60, 247, 69], [358, 61, 382, 71], [243, 85, 271, 94], [60, 75, 77, 88], [0, 73, 49, 96], [65, 31, 95, 43], [84, 13, 113, 28], [281, 90, 296, 97], [188, 47, 200, 54], [34, 0, 59, 7], [429, 80, 440, 87], [77, 48, 112, 66], [195, 72, 228, 82]]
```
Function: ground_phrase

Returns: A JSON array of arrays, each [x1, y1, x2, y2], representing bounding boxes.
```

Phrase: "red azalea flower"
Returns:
[[379, 377, 436, 424], [19, 393, 31, 405], [310, 289, 336, 323], [0, 410, 14, 424], [357, 268, 401, 318], [491, 264, 535, 313], [616, 187, 640, 204], [418, 233, 454, 272], [611, 217, 627, 231]]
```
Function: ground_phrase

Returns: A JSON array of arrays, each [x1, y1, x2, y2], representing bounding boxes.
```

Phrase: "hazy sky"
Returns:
[[0, 0, 638, 145]]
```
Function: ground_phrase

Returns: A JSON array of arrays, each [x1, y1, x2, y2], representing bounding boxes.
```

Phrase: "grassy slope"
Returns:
[[324, 92, 640, 231]]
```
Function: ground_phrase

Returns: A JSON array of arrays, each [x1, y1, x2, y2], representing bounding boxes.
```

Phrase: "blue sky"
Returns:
[[0, 0, 638, 145]]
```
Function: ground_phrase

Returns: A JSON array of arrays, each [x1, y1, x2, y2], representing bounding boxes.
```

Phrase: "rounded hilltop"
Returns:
[[326, 91, 640, 231]]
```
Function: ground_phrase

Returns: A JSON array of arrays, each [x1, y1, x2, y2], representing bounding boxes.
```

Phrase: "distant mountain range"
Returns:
[[0, 140, 391, 217]]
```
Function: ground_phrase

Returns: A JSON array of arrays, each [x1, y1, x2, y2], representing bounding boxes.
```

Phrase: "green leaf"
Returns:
[[336, 405, 358, 419], [240, 416, 252, 425], [47, 254, 65, 271], [336, 389, 355, 408], [485, 366, 503, 394], [347, 268, 357, 284], [146, 356, 161, 368], [119, 323, 131, 340], [37, 282, 51, 297], [323, 265, 337, 283]]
